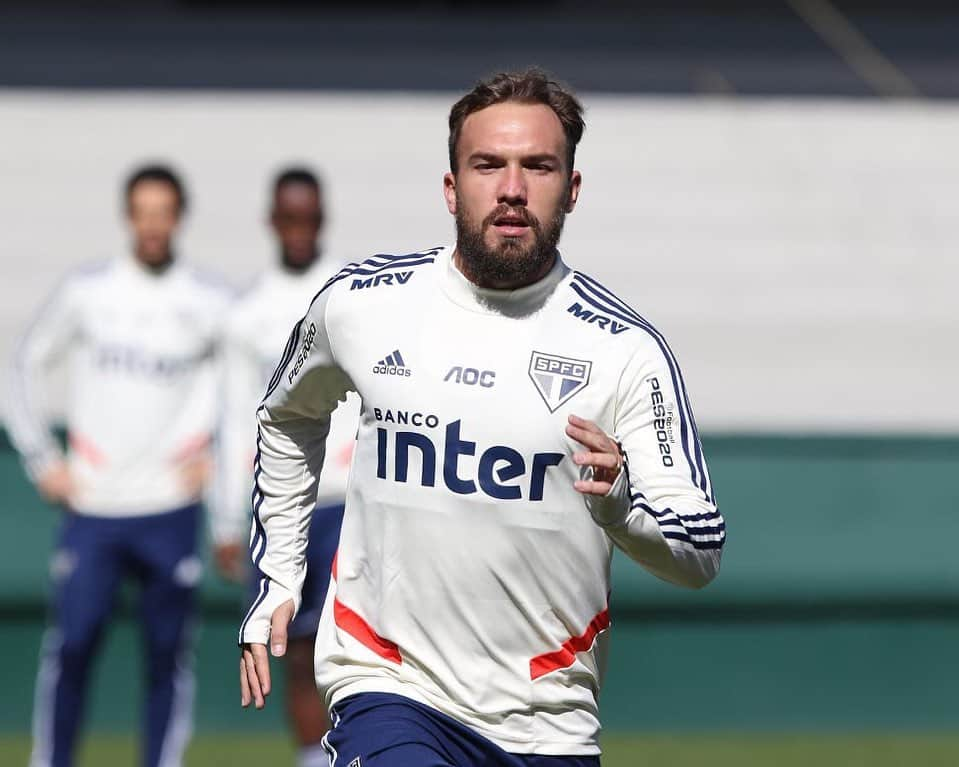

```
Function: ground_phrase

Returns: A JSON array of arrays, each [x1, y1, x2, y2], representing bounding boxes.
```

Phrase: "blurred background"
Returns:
[[1, 0, 957, 764]]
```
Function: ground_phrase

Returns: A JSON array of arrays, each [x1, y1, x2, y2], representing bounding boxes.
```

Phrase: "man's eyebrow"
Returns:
[[466, 152, 562, 164], [467, 152, 505, 164], [522, 153, 562, 165]]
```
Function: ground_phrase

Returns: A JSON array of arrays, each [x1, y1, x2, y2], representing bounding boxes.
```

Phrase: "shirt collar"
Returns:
[[441, 246, 569, 317]]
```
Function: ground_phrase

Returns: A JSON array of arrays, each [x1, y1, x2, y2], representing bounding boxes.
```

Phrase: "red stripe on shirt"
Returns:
[[330, 548, 399, 664], [68, 432, 107, 466], [529, 607, 610, 680], [171, 433, 212, 462], [333, 598, 402, 664]]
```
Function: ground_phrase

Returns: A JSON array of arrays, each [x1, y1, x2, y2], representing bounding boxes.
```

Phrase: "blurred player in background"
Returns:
[[238, 70, 725, 766], [212, 167, 359, 767], [5, 165, 230, 767]]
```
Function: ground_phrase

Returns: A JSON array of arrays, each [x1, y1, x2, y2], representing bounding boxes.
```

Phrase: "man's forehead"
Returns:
[[130, 180, 178, 206], [459, 102, 566, 156], [276, 183, 319, 207], [132, 179, 175, 197]]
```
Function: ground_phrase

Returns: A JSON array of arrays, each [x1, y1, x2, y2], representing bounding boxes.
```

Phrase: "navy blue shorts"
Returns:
[[322, 693, 601, 767], [248, 502, 344, 640]]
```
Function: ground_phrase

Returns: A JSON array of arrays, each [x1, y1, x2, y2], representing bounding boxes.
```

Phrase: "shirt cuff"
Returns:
[[584, 464, 630, 528]]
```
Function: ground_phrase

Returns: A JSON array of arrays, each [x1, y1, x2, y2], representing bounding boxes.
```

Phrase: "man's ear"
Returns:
[[443, 172, 457, 215], [566, 171, 582, 214]]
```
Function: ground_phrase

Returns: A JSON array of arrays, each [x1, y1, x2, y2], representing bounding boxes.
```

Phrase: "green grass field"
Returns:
[[2, 733, 959, 766]]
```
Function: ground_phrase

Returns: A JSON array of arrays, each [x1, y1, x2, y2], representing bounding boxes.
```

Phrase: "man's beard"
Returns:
[[455, 199, 567, 289]]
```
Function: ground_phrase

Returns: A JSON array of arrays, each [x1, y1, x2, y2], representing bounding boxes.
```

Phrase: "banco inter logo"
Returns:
[[373, 409, 563, 501], [373, 349, 411, 377], [529, 351, 592, 412]]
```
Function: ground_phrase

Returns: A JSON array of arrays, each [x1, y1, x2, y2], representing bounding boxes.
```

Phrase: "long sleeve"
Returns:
[[4, 277, 81, 481], [585, 342, 724, 589], [239, 287, 353, 644]]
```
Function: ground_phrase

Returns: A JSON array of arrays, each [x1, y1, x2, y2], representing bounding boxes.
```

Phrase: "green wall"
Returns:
[[1, 433, 957, 732]]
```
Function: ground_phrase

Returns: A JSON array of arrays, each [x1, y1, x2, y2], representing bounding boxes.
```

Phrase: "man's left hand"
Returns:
[[566, 414, 623, 496]]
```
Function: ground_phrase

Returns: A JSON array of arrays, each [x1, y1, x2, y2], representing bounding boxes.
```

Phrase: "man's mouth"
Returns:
[[491, 211, 532, 235]]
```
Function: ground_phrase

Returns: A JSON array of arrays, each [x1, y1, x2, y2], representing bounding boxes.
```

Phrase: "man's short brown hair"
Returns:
[[448, 69, 585, 176]]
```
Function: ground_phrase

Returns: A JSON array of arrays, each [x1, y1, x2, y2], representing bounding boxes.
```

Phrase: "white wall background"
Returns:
[[1, 91, 956, 432]]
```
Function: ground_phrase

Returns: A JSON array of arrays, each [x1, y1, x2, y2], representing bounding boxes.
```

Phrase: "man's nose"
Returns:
[[497, 165, 527, 206]]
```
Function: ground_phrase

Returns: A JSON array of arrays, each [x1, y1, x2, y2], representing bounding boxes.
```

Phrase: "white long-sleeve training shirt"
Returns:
[[5, 256, 231, 516], [211, 261, 360, 545], [240, 246, 724, 755]]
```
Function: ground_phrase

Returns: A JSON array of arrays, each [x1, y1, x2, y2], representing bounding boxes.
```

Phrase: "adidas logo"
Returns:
[[348, 759, 362, 767], [372, 349, 412, 377]]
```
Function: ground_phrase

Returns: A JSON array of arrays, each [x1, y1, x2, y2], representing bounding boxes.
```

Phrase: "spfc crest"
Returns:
[[529, 351, 592, 413]]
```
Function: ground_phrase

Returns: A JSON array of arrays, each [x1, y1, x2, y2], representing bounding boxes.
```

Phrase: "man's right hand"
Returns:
[[36, 462, 74, 505], [240, 598, 295, 709], [214, 541, 246, 583]]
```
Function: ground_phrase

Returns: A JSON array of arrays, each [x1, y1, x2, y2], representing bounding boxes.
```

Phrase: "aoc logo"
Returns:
[[529, 351, 591, 412], [444, 366, 496, 388]]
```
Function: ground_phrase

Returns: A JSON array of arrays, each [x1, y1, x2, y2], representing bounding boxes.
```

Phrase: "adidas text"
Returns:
[[373, 365, 411, 377], [373, 349, 411, 377]]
